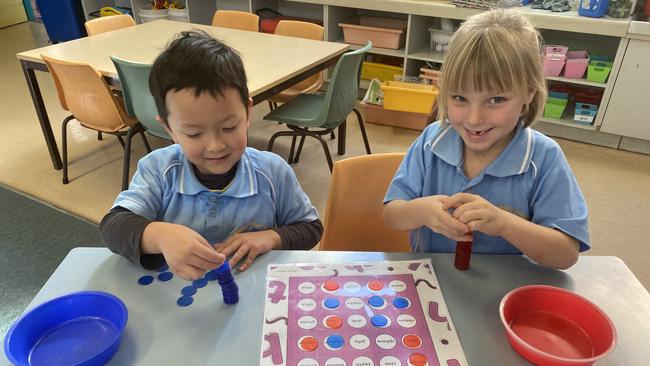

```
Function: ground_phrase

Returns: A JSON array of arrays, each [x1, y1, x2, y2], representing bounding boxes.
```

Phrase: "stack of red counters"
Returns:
[[215, 260, 239, 304], [454, 232, 474, 271]]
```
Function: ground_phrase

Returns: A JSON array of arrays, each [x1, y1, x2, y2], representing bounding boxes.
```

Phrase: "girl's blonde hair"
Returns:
[[437, 9, 546, 128]]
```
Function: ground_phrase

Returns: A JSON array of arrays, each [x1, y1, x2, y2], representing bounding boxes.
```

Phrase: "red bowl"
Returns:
[[499, 285, 616, 366]]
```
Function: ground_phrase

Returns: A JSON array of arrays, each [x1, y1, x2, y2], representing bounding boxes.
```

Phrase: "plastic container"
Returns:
[[4, 291, 128, 366], [381, 81, 439, 114], [543, 45, 569, 77], [544, 97, 569, 119], [168, 8, 189, 22], [500, 285, 616, 366], [564, 51, 589, 79], [139, 8, 169, 23], [361, 61, 404, 82], [574, 102, 598, 125], [579, 0, 609, 17], [339, 16, 407, 49], [587, 61, 613, 83], [428, 27, 453, 52], [419, 67, 441, 85], [360, 102, 435, 130]]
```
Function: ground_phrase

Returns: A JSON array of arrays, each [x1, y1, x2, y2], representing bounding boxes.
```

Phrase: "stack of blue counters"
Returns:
[[214, 261, 239, 305]]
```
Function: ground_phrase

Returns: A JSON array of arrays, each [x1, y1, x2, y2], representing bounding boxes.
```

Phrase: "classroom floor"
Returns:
[[1, 22, 649, 291]]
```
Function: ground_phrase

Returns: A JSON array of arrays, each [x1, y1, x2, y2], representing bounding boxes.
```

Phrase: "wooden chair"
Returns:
[[41, 55, 150, 185], [84, 14, 135, 36], [211, 10, 259, 32], [267, 20, 324, 111], [319, 153, 411, 252]]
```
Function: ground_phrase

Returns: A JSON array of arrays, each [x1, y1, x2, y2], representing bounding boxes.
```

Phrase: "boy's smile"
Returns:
[[162, 88, 252, 175]]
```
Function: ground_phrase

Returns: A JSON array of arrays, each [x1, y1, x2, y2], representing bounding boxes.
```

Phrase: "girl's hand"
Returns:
[[416, 195, 472, 241], [444, 193, 510, 237], [214, 230, 281, 272]]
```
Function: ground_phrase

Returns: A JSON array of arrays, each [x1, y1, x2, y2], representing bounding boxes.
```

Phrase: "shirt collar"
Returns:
[[177, 149, 258, 197], [426, 121, 534, 178]]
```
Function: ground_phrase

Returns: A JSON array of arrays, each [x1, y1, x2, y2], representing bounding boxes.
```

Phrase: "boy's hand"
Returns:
[[142, 222, 225, 281], [214, 230, 281, 272], [416, 195, 472, 241], [444, 193, 509, 237]]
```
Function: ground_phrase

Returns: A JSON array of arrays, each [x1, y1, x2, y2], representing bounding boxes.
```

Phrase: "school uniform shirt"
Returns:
[[112, 145, 319, 248], [384, 121, 590, 254]]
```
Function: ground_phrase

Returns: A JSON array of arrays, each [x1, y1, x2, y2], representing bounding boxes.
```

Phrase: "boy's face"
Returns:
[[446, 88, 534, 158], [162, 88, 252, 175]]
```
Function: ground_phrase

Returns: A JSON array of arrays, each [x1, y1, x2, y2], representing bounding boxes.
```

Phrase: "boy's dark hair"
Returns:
[[149, 30, 249, 124]]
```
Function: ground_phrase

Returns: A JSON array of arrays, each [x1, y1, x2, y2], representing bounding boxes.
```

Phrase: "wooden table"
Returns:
[[2, 248, 648, 365], [16, 20, 349, 170]]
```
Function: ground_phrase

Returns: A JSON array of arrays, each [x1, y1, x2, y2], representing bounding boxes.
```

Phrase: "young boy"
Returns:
[[100, 31, 322, 280]]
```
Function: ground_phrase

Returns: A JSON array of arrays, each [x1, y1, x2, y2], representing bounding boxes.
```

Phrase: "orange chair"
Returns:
[[211, 10, 259, 32], [84, 14, 136, 36], [319, 153, 411, 252], [267, 20, 324, 110], [41, 55, 150, 185]]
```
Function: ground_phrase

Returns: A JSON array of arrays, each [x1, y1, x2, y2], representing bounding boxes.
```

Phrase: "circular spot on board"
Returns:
[[298, 316, 317, 330], [324, 358, 346, 366], [368, 295, 385, 308], [347, 314, 367, 328], [371, 314, 389, 328], [177, 295, 193, 307], [138, 275, 154, 286], [181, 285, 197, 296], [402, 334, 423, 349], [156, 264, 169, 272], [298, 336, 319, 352], [343, 281, 361, 293], [323, 279, 339, 292], [345, 297, 364, 310], [389, 280, 407, 292], [375, 334, 397, 350], [393, 297, 411, 309], [193, 278, 208, 288], [323, 297, 340, 309], [408, 353, 428, 366], [387, 267, 394, 271], [368, 280, 384, 291], [352, 356, 374, 366], [441, 339, 449, 345], [350, 334, 370, 350], [298, 358, 319, 366], [325, 334, 344, 350], [158, 272, 173, 282], [298, 298, 316, 312], [298, 282, 316, 294], [324, 315, 343, 329], [380, 356, 401, 366], [397, 314, 417, 328]]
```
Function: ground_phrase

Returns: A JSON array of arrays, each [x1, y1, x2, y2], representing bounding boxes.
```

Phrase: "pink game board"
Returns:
[[260, 260, 467, 366]]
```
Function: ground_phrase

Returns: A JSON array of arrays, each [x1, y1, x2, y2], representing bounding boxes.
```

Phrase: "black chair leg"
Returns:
[[140, 130, 152, 153], [337, 120, 346, 155], [268, 101, 275, 111], [117, 135, 126, 149], [288, 136, 297, 164], [314, 134, 334, 172], [294, 135, 307, 163], [267, 131, 295, 153], [330, 131, 335, 140], [122, 124, 143, 191], [97, 131, 103, 140], [353, 108, 372, 154], [61, 115, 74, 184]]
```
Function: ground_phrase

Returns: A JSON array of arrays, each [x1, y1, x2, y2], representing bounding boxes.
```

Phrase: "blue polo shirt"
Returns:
[[385, 122, 590, 254], [113, 145, 319, 244]]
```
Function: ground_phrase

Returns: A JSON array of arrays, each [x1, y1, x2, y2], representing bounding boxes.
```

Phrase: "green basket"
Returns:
[[543, 97, 568, 119], [587, 61, 613, 83]]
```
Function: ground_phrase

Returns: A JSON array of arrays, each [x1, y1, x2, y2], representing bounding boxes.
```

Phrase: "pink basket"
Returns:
[[543, 54, 566, 77], [339, 16, 407, 49], [564, 51, 589, 79]]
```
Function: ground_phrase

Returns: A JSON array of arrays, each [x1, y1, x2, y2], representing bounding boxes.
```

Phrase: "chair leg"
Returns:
[[268, 101, 275, 111], [116, 135, 126, 149], [61, 115, 75, 184], [288, 136, 297, 164], [294, 135, 307, 163], [140, 131, 152, 153], [353, 108, 372, 154], [330, 131, 335, 140], [267, 130, 296, 153], [314, 133, 334, 172], [97, 131, 103, 140], [337, 120, 346, 155], [122, 123, 143, 191]]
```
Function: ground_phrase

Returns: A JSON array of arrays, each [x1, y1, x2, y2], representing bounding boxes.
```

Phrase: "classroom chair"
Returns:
[[264, 42, 373, 172], [41, 55, 150, 186], [319, 153, 411, 252], [111, 56, 173, 190], [267, 20, 325, 111], [211, 10, 259, 32], [84, 14, 136, 36]]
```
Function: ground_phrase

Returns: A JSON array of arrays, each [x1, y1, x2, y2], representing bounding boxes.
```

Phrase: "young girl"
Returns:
[[383, 9, 589, 270]]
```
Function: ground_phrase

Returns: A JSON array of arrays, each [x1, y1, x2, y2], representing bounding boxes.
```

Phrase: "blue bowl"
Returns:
[[4, 291, 128, 366]]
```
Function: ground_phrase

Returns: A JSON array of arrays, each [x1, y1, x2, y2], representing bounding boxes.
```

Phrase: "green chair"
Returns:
[[264, 42, 373, 172], [111, 56, 173, 190]]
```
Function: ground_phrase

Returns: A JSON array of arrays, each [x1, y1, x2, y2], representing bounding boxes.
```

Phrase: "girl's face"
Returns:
[[446, 88, 533, 158]]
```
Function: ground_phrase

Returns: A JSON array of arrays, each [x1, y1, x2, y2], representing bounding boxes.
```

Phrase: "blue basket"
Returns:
[[574, 102, 598, 125], [579, 0, 609, 18]]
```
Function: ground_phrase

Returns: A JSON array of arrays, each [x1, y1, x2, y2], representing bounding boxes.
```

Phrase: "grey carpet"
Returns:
[[0, 185, 102, 340]]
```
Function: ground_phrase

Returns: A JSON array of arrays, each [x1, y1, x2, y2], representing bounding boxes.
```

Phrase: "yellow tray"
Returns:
[[361, 61, 404, 82], [381, 81, 439, 114]]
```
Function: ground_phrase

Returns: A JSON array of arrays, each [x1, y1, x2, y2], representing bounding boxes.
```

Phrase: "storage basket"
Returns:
[[381, 81, 439, 114], [587, 61, 613, 83], [543, 97, 568, 119], [360, 102, 435, 130], [139, 8, 169, 23], [168, 8, 189, 22], [339, 16, 407, 49], [564, 51, 589, 79], [361, 62, 404, 82], [574, 102, 598, 125]]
